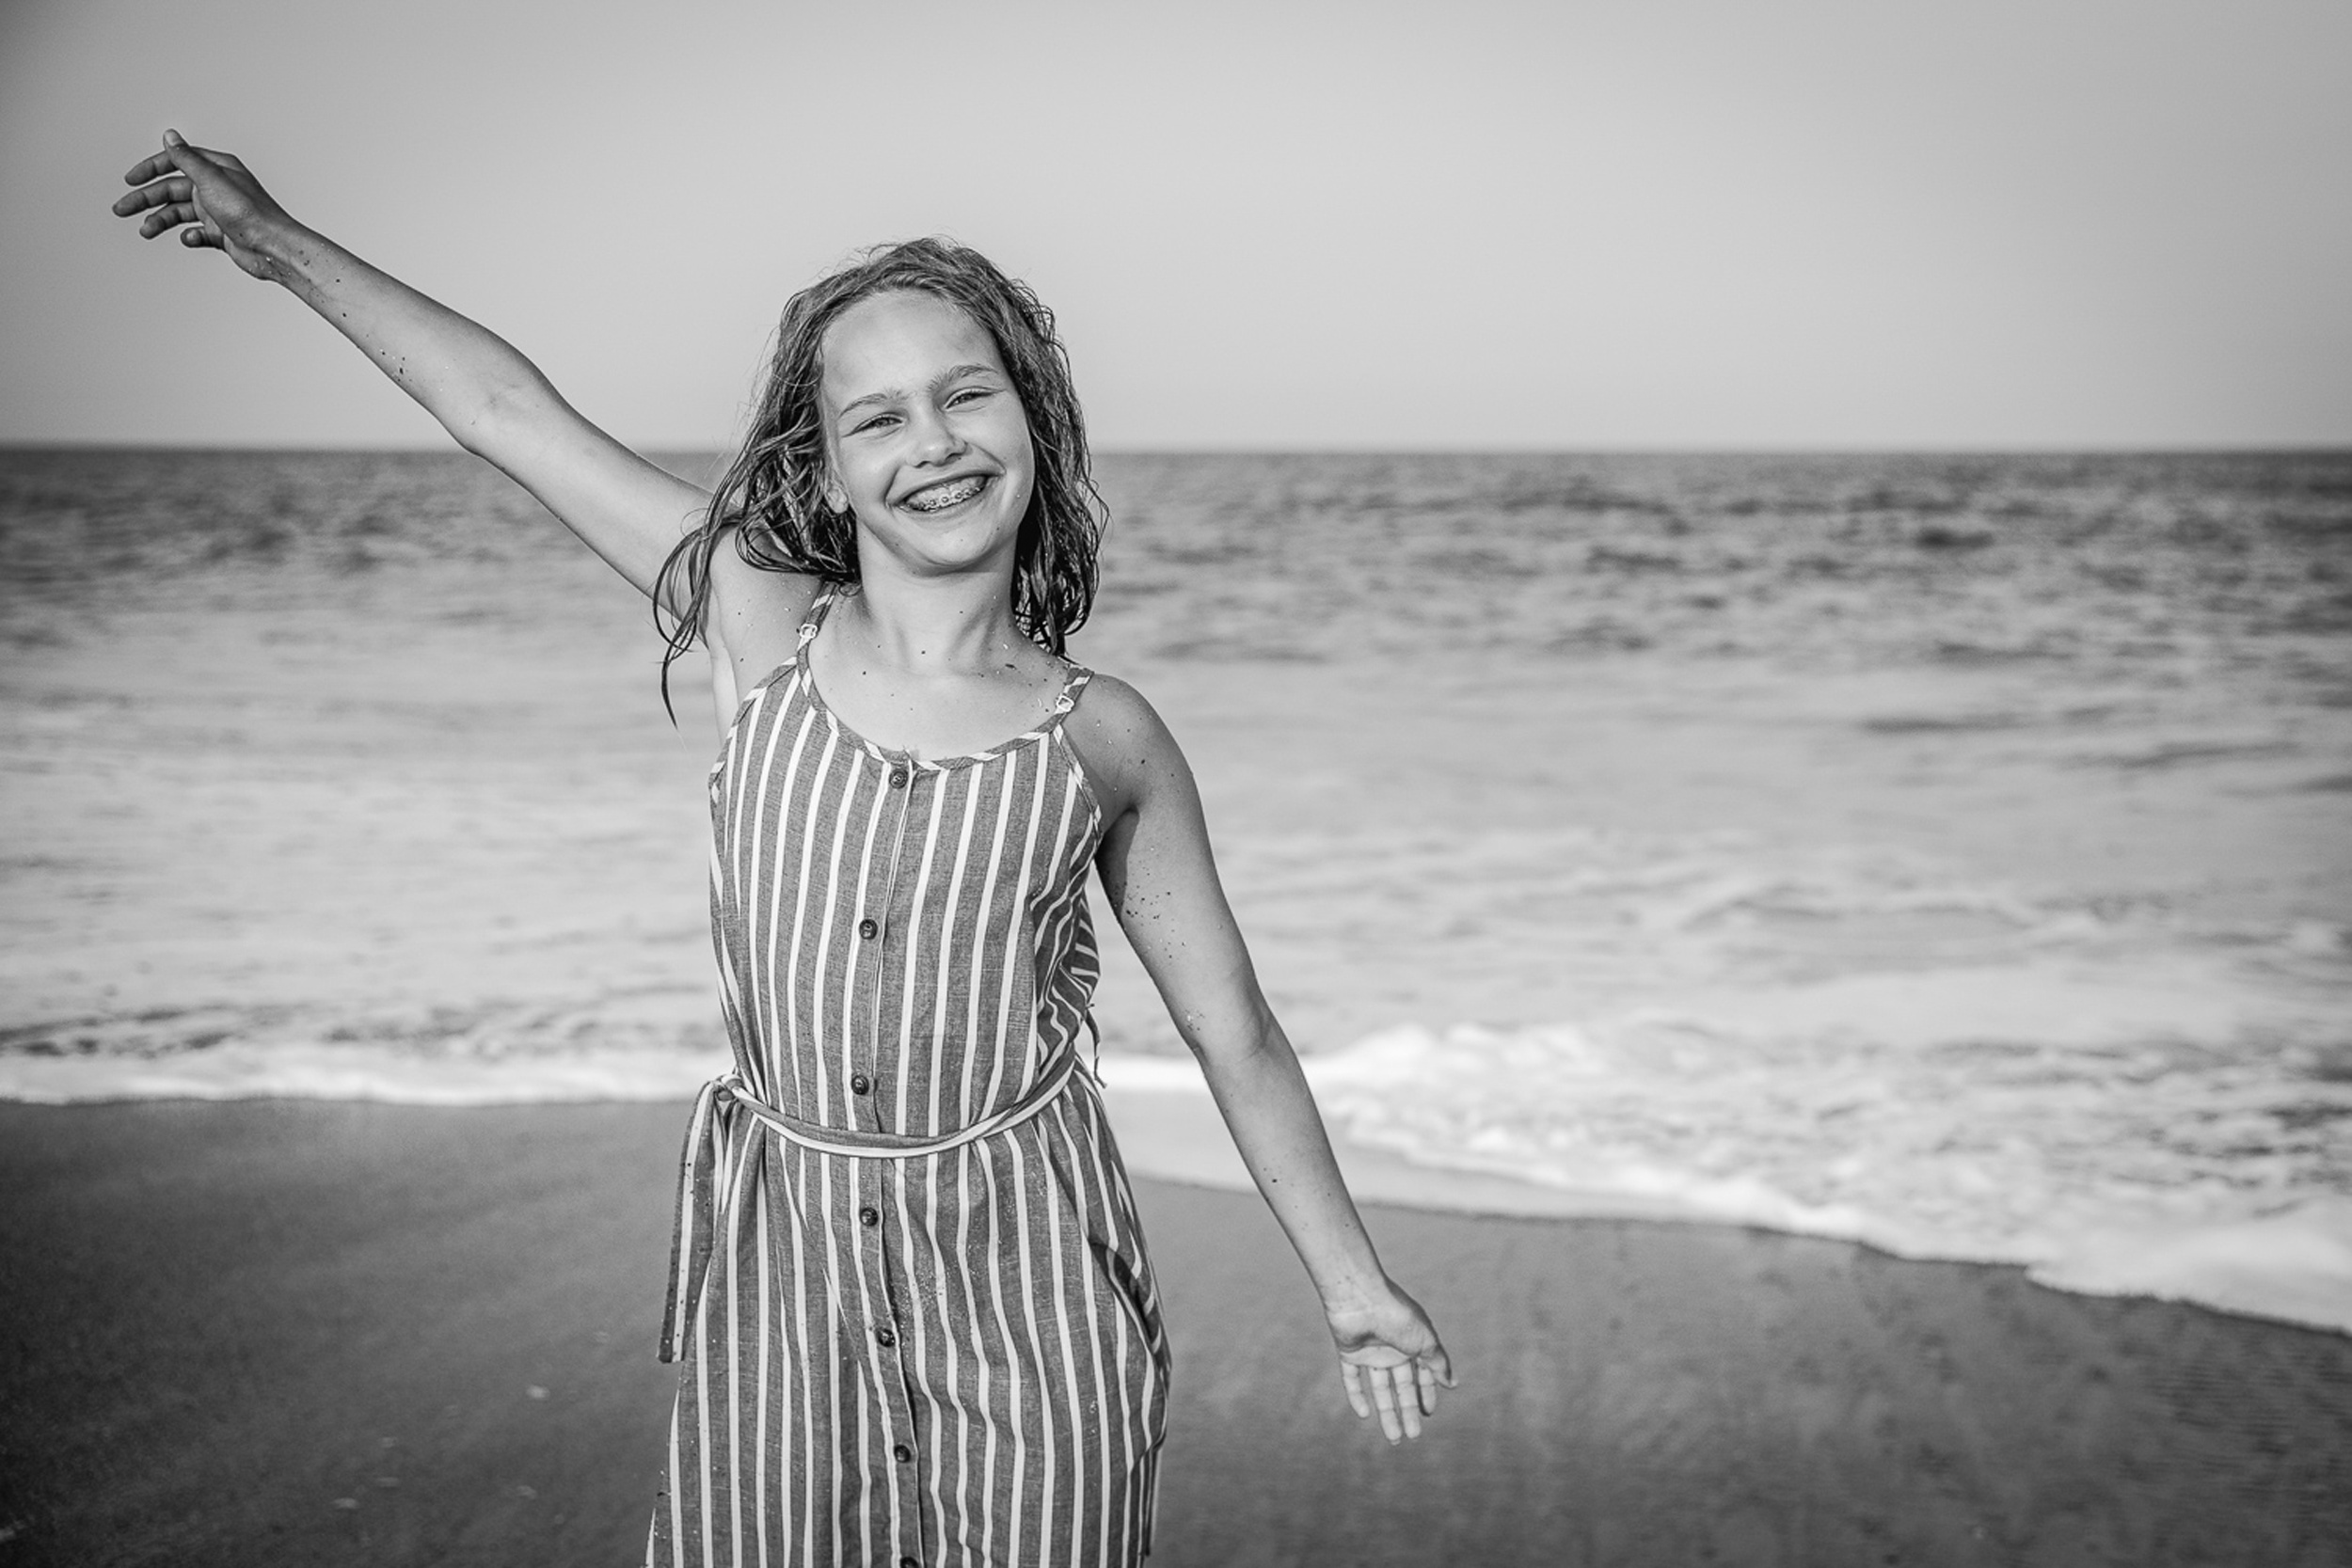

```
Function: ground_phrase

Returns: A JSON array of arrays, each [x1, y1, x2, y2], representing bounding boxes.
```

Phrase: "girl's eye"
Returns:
[[948, 387, 993, 407], [851, 413, 899, 435]]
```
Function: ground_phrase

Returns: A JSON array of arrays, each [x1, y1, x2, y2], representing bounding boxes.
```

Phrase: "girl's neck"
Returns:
[[834, 566, 1027, 675], [805, 563, 1063, 762]]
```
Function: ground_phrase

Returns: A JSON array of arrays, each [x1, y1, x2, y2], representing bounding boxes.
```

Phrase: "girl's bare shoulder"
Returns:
[[1063, 670, 1194, 826], [703, 531, 826, 681]]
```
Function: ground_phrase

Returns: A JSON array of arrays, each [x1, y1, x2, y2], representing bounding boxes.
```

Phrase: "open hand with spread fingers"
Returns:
[[1327, 1280, 1456, 1444], [112, 130, 295, 282]]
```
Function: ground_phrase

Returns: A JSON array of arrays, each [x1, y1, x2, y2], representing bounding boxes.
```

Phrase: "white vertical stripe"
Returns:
[[1006, 1134, 1060, 1557], [665, 1373, 685, 1565], [992, 744, 1053, 1100], [756, 706, 817, 1105], [1039, 1112, 1095, 1564], [914, 1150, 955, 1554], [723, 1142, 745, 1568], [955, 1140, 1000, 1565], [843, 1163, 885, 1550], [887, 1158, 928, 1558], [977, 1136, 1029, 1567], [787, 1148, 816, 1568], [963, 763, 1021, 1121], [939, 766, 986, 1133], [753, 1174, 772, 1568], [944, 1144, 978, 1563], [801, 731, 852, 1121], [892, 773, 950, 1134], [841, 760, 893, 1124], [693, 1285, 716, 1568], [754, 706, 818, 1103], [1075, 1091, 1145, 1568]]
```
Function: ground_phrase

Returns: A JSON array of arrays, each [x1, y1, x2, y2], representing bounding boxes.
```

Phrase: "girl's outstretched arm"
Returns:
[[1072, 678, 1456, 1444], [112, 131, 707, 607]]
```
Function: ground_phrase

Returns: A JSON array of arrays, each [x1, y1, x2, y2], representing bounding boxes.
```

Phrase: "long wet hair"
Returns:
[[654, 238, 1106, 716]]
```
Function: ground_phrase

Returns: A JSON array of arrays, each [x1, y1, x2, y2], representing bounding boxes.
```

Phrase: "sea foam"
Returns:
[[8, 974, 2345, 1336], [1278, 966, 2352, 1335]]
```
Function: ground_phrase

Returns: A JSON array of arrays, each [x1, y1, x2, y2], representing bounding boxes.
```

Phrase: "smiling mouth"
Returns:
[[900, 475, 989, 514]]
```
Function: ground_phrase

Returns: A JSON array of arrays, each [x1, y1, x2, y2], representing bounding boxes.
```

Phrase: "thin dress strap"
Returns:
[[797, 583, 842, 652], [1050, 664, 1094, 721]]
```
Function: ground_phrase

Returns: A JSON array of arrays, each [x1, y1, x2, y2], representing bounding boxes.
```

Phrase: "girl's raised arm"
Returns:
[[112, 131, 707, 609], [1072, 678, 1456, 1445]]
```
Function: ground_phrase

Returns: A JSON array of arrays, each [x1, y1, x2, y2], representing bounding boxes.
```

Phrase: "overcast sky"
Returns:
[[4, 0, 2347, 450]]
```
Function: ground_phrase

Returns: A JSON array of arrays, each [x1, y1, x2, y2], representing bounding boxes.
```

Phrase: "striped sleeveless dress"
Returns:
[[650, 584, 1172, 1568]]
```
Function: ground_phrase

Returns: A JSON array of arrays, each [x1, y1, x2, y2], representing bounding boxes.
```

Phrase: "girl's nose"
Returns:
[[907, 407, 967, 466]]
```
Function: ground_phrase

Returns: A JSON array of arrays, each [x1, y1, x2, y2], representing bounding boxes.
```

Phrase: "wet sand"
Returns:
[[2, 1101, 2347, 1567]]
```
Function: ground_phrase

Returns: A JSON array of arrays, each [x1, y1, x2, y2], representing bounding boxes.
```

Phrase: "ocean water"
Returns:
[[4, 449, 2349, 1331]]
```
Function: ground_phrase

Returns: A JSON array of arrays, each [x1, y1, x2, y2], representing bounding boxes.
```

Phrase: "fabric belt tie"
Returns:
[[660, 1047, 1085, 1362]]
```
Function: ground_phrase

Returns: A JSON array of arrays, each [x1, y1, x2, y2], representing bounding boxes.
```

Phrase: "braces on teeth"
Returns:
[[907, 477, 984, 512]]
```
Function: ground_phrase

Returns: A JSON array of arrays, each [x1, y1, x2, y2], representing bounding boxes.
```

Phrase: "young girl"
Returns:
[[115, 130, 1453, 1566]]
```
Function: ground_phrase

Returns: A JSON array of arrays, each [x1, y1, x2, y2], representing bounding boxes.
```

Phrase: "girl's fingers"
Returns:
[[137, 200, 198, 237], [181, 226, 218, 248], [114, 174, 191, 217], [1340, 1362, 1371, 1421], [1340, 1314, 1454, 1439], [121, 150, 176, 185], [1368, 1362, 1403, 1443], [1395, 1367, 1423, 1440], [121, 134, 219, 188], [166, 134, 229, 169]]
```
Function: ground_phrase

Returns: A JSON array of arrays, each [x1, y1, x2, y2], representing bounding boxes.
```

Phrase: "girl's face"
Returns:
[[818, 290, 1036, 583]]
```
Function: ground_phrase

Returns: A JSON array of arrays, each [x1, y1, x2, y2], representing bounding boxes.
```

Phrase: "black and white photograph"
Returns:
[[2, 2, 2347, 1563]]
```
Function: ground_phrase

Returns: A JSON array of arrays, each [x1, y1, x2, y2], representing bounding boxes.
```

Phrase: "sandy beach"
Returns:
[[4, 1100, 2346, 1568]]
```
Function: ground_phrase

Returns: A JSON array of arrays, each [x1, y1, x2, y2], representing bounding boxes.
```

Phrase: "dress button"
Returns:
[[893, 1442, 914, 1464], [859, 1206, 880, 1227], [858, 918, 879, 941], [850, 1073, 871, 1095], [875, 1325, 897, 1348], [898, 1558, 919, 1568], [889, 768, 909, 789]]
